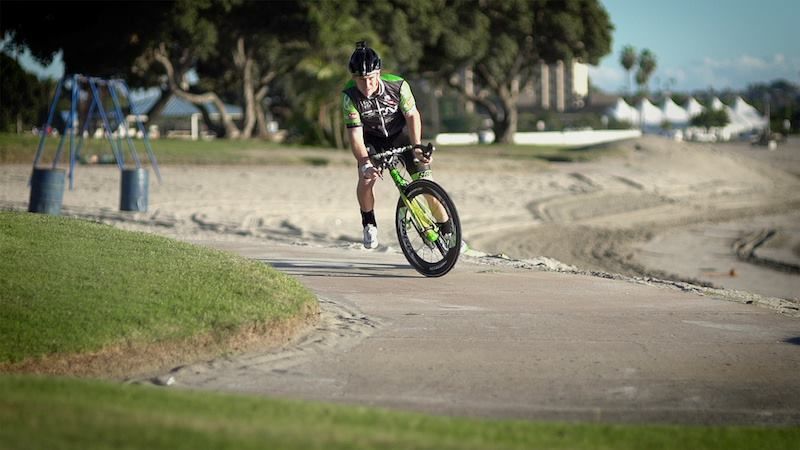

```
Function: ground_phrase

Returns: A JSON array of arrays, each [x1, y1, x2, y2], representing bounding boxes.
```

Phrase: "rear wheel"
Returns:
[[395, 179, 461, 277]]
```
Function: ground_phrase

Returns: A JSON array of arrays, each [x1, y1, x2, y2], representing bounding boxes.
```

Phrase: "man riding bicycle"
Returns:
[[342, 41, 443, 249]]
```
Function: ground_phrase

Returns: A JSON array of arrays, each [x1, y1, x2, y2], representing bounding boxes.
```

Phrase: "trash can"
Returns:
[[28, 168, 66, 215], [120, 168, 148, 212]]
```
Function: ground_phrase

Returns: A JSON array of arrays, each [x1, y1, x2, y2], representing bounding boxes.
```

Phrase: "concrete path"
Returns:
[[158, 240, 800, 425]]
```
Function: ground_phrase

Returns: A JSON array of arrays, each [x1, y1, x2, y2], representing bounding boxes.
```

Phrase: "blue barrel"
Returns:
[[120, 168, 149, 212], [28, 168, 66, 215]]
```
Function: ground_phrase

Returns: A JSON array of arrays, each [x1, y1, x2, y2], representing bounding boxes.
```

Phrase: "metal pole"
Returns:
[[52, 76, 77, 170], [68, 75, 80, 189], [108, 80, 142, 168], [119, 81, 162, 183], [88, 77, 125, 170], [75, 95, 98, 160], [33, 77, 65, 168]]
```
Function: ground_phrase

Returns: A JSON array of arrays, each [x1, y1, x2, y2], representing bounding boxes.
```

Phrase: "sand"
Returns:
[[1, 135, 798, 303]]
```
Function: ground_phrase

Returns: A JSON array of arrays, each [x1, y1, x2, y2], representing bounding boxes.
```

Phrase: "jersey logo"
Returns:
[[359, 100, 399, 118]]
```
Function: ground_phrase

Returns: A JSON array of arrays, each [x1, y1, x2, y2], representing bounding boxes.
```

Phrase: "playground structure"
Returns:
[[29, 75, 161, 214]]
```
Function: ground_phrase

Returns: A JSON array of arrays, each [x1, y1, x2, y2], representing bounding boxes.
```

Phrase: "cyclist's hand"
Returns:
[[360, 162, 380, 180], [413, 146, 433, 164]]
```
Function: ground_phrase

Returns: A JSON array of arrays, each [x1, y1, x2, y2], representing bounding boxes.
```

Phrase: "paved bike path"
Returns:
[[165, 240, 800, 425]]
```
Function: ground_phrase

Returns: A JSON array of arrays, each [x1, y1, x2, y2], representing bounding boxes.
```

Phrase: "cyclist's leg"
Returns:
[[358, 135, 392, 222], [393, 131, 431, 180], [393, 132, 450, 225], [356, 163, 377, 213]]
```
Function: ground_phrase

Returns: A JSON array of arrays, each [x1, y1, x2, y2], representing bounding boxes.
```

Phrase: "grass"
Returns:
[[0, 133, 347, 166], [0, 211, 317, 371], [0, 132, 620, 166], [1, 375, 797, 450]]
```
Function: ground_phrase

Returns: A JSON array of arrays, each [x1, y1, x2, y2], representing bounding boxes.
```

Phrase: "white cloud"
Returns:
[[590, 51, 800, 93], [737, 55, 769, 69], [675, 53, 799, 91], [588, 65, 627, 90]]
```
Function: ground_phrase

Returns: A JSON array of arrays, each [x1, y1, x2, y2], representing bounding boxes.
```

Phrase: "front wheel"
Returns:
[[395, 179, 461, 277]]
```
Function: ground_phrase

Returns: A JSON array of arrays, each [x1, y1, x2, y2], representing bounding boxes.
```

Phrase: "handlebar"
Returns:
[[369, 143, 435, 167]]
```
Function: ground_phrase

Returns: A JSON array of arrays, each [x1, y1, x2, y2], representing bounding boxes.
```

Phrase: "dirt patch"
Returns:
[[0, 303, 320, 380]]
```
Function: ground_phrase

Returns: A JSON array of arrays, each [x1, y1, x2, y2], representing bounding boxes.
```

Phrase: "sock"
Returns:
[[361, 210, 376, 227]]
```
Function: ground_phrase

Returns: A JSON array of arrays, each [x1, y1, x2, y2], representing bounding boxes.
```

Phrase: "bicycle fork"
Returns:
[[399, 193, 440, 244], [390, 167, 441, 245]]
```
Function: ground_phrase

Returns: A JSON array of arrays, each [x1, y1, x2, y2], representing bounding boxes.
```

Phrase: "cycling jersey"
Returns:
[[342, 73, 417, 139]]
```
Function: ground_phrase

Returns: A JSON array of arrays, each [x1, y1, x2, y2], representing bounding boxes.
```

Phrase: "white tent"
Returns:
[[685, 97, 705, 117], [661, 98, 690, 125], [722, 100, 766, 137], [637, 98, 663, 127], [720, 106, 750, 138], [733, 96, 767, 129], [607, 98, 639, 124], [604, 96, 766, 140]]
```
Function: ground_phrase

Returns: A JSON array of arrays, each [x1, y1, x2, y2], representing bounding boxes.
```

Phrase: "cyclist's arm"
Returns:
[[342, 92, 370, 165], [347, 126, 370, 165], [400, 80, 428, 162], [405, 108, 422, 146]]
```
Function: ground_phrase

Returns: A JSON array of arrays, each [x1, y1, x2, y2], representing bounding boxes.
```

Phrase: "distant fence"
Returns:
[[435, 129, 642, 146]]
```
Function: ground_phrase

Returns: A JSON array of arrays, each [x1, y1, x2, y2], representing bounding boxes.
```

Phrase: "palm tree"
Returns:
[[636, 49, 657, 94], [620, 45, 637, 95]]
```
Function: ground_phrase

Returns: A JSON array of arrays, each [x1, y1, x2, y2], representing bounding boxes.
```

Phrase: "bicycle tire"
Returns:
[[395, 179, 461, 277]]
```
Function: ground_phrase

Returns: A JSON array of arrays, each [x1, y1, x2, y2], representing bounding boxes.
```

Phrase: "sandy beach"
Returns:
[[1, 135, 798, 304]]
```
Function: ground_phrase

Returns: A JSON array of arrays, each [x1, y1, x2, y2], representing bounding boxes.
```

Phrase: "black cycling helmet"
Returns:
[[349, 41, 382, 76]]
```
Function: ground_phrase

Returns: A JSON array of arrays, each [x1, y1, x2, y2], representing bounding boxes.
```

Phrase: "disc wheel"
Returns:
[[395, 179, 461, 277]]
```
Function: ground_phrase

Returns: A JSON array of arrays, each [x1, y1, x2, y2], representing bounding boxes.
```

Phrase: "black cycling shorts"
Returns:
[[365, 131, 431, 180]]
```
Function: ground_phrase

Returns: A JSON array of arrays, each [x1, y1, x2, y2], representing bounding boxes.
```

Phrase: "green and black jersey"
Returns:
[[342, 73, 417, 139]]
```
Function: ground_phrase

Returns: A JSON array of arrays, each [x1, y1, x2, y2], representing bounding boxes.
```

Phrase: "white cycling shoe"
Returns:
[[363, 224, 379, 249]]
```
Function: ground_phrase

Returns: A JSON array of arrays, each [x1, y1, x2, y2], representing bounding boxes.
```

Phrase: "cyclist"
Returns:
[[342, 41, 441, 249]]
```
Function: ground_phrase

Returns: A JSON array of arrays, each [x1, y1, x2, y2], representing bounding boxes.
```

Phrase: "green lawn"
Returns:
[[1, 375, 796, 450], [0, 132, 621, 166], [0, 211, 317, 374], [0, 132, 347, 166]]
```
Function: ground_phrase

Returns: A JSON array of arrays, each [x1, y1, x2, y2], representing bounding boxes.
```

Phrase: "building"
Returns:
[[460, 60, 590, 113], [521, 60, 589, 112], [130, 89, 243, 140]]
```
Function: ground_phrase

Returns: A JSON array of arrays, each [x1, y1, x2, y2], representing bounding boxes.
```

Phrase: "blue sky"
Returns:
[[592, 0, 799, 93], [6, 0, 799, 94]]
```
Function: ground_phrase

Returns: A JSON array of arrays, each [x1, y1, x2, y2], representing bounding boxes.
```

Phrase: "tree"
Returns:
[[0, 1, 169, 78], [690, 109, 729, 129], [745, 79, 799, 133], [195, 1, 309, 139], [635, 48, 657, 94], [285, 0, 382, 147], [0, 52, 51, 133], [619, 45, 637, 95], [132, 0, 243, 137], [2, 0, 307, 139], [0, 1, 216, 130], [412, 0, 614, 144]]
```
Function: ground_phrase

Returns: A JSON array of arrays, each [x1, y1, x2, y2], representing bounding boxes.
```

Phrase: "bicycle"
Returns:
[[368, 143, 462, 277]]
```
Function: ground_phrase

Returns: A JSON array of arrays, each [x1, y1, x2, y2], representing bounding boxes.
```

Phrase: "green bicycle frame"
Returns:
[[389, 167, 440, 242]]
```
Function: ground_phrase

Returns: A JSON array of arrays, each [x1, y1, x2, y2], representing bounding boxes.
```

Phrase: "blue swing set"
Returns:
[[30, 74, 162, 214]]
